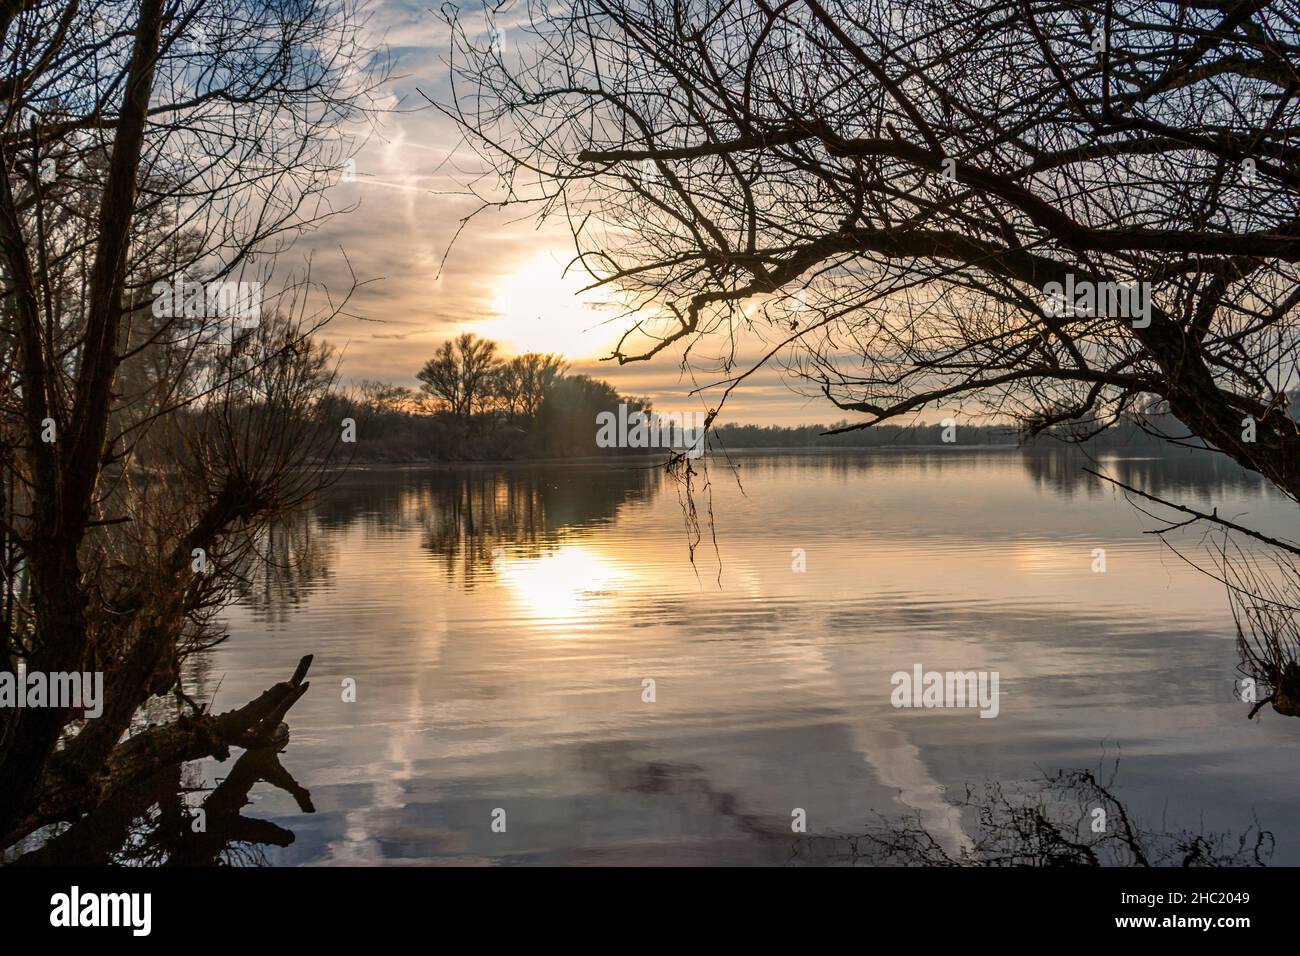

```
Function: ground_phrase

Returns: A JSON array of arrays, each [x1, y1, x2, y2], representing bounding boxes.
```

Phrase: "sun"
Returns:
[[483, 253, 620, 359]]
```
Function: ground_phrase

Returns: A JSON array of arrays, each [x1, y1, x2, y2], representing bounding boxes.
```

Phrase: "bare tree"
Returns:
[[358, 379, 424, 415], [0, 0, 383, 850], [416, 332, 501, 419], [439, 0, 1300, 509], [494, 352, 567, 418]]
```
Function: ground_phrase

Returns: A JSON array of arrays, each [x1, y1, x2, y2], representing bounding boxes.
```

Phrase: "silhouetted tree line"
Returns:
[[334, 333, 653, 461], [342, 334, 1259, 461], [711, 411, 1249, 450], [714, 421, 1018, 448]]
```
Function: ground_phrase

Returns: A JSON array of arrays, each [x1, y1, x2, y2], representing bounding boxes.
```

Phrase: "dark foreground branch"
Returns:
[[1083, 468, 1300, 558], [1, 655, 314, 852]]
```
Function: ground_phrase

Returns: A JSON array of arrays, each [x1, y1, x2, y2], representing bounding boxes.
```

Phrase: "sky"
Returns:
[[290, 0, 832, 427]]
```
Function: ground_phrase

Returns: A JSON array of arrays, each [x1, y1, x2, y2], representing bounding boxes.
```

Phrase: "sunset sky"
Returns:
[[296, 0, 828, 427]]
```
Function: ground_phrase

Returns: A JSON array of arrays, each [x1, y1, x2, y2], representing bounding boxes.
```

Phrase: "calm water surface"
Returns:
[[200, 448, 1300, 865]]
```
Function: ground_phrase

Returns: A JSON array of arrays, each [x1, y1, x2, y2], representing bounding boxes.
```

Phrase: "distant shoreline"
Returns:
[[327, 442, 1203, 470]]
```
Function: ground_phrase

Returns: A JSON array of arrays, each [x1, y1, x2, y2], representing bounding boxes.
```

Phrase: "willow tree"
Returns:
[[0, 0, 383, 848]]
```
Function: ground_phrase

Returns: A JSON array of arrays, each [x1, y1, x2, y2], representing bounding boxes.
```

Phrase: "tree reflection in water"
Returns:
[[789, 761, 1273, 867]]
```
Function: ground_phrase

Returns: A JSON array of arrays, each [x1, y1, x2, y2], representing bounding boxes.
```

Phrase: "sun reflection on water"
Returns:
[[495, 544, 628, 622]]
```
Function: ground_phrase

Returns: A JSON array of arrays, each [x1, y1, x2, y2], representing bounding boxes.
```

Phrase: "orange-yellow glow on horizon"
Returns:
[[483, 254, 622, 359]]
